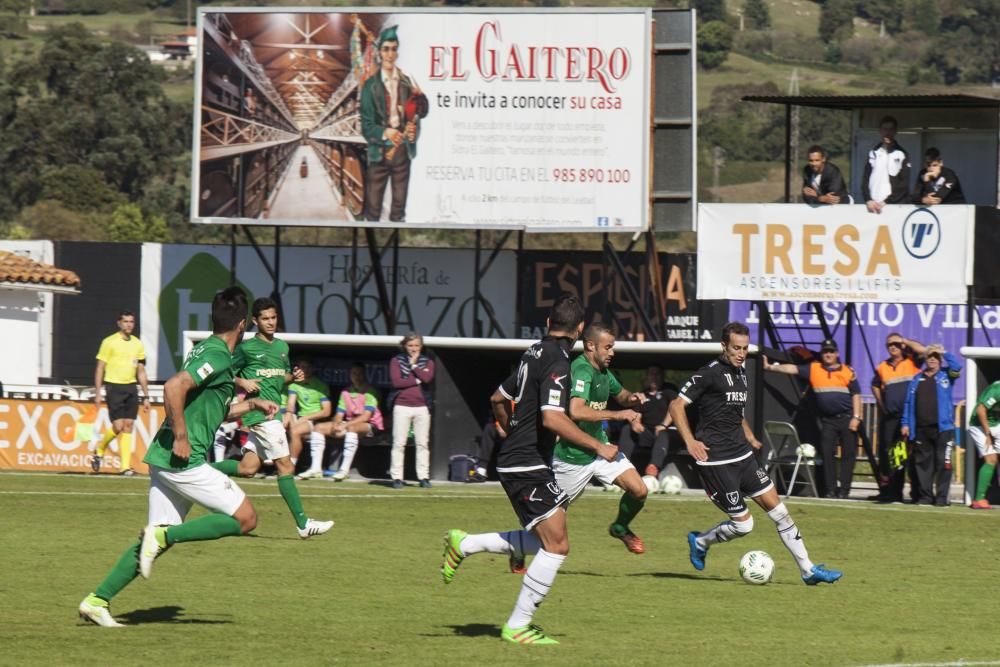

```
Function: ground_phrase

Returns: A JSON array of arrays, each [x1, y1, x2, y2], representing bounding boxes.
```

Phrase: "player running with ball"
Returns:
[[669, 322, 843, 585]]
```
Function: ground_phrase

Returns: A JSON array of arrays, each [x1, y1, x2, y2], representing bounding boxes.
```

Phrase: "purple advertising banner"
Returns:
[[728, 300, 1000, 402]]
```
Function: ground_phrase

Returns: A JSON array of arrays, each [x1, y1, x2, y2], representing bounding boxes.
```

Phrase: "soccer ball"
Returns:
[[641, 474, 660, 494], [739, 550, 775, 585], [659, 474, 683, 495]]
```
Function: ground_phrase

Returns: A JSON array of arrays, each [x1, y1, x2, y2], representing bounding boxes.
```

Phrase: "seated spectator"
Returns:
[[287, 359, 333, 479], [317, 363, 384, 481], [618, 365, 678, 477], [469, 405, 513, 482], [863, 115, 911, 214], [802, 145, 847, 205], [912, 147, 965, 205]]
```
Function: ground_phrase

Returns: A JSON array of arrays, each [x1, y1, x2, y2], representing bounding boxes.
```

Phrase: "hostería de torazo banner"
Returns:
[[194, 9, 650, 232], [697, 204, 974, 304]]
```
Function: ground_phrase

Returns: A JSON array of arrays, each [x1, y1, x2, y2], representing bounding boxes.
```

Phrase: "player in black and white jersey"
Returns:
[[668, 322, 843, 585], [439, 295, 611, 645]]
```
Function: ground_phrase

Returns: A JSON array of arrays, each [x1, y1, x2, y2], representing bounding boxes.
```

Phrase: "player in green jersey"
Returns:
[[968, 380, 1000, 509], [79, 287, 280, 628], [287, 360, 333, 478], [211, 297, 334, 538], [551, 323, 649, 553]]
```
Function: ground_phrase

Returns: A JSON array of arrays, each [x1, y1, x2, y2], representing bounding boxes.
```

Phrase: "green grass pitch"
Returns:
[[1, 472, 996, 667]]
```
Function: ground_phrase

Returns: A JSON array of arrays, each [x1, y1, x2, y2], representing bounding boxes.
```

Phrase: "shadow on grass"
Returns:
[[119, 606, 233, 625], [443, 623, 500, 638], [629, 572, 730, 582]]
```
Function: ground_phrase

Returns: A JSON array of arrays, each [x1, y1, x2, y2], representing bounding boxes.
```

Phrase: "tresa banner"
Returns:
[[518, 250, 728, 342], [194, 9, 650, 232], [141, 243, 516, 379], [698, 204, 974, 304], [0, 400, 162, 474]]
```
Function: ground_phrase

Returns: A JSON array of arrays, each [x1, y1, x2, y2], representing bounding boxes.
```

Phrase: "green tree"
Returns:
[[0, 0, 31, 16], [902, 0, 940, 35], [697, 20, 734, 69], [107, 202, 170, 242], [37, 165, 125, 213], [0, 25, 189, 224], [693, 0, 728, 24], [857, 0, 903, 34], [819, 0, 856, 42], [14, 200, 107, 241], [743, 0, 771, 30], [925, 0, 1000, 84]]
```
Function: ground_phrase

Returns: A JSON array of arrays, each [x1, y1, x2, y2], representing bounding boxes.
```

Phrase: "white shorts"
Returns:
[[968, 425, 1000, 457], [244, 420, 290, 461], [148, 464, 247, 526], [552, 451, 635, 504]]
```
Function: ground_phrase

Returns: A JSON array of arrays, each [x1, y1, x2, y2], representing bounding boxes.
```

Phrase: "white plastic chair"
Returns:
[[763, 421, 819, 498]]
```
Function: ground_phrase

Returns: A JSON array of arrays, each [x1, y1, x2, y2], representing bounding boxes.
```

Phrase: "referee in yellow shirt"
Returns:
[[92, 311, 150, 475]]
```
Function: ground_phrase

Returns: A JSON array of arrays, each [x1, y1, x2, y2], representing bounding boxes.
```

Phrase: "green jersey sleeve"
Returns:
[[184, 347, 232, 387], [570, 360, 594, 400], [608, 371, 623, 397], [364, 392, 378, 409]]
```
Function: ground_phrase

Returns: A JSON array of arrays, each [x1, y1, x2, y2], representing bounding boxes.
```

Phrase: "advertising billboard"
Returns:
[[697, 204, 974, 304], [193, 8, 651, 232]]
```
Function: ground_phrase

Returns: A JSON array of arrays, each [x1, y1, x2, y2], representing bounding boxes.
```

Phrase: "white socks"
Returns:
[[697, 517, 751, 548], [308, 432, 325, 472], [340, 431, 359, 473], [213, 422, 237, 462], [767, 502, 814, 576], [460, 530, 541, 558], [507, 549, 565, 629]]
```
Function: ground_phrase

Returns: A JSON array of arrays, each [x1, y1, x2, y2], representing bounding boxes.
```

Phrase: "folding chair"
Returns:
[[763, 421, 820, 498]]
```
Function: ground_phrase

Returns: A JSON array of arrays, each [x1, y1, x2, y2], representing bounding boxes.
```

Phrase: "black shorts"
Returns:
[[106, 383, 138, 421], [697, 453, 773, 516], [498, 468, 569, 531]]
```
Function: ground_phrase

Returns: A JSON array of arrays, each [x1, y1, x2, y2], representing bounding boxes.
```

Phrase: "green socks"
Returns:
[[166, 514, 242, 544], [976, 462, 996, 501], [92, 516, 243, 602], [277, 474, 309, 530], [211, 459, 240, 476], [94, 541, 141, 602], [611, 492, 646, 534]]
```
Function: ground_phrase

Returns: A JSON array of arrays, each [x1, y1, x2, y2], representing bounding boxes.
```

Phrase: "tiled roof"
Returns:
[[0, 250, 81, 289]]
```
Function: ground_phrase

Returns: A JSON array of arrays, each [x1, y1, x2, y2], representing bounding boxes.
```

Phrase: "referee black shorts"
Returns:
[[697, 453, 774, 516], [106, 383, 139, 421], [498, 468, 569, 531]]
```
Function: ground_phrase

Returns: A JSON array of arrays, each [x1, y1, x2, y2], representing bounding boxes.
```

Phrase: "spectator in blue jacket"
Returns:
[[901, 345, 961, 506]]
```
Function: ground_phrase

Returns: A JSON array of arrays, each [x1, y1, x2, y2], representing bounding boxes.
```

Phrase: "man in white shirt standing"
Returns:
[[862, 115, 911, 214], [360, 25, 420, 222]]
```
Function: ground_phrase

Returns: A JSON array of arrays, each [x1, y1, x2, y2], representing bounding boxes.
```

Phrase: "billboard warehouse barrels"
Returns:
[[193, 8, 652, 232]]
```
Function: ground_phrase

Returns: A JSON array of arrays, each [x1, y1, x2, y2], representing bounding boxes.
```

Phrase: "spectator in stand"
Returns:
[[871, 333, 926, 503], [912, 147, 966, 206], [318, 363, 384, 481], [801, 145, 848, 205], [901, 345, 961, 506], [389, 332, 434, 489], [618, 365, 678, 478], [863, 115, 911, 214], [764, 339, 862, 499], [967, 379, 1000, 509]]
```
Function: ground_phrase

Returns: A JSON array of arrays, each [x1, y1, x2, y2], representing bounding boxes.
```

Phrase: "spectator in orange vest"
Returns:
[[871, 333, 926, 503], [765, 339, 862, 499]]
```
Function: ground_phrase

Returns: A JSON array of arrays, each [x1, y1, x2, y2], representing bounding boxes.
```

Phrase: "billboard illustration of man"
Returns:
[[360, 25, 427, 223]]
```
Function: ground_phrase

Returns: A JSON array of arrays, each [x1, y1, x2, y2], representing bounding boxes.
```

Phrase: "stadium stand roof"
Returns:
[[740, 94, 1000, 110]]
